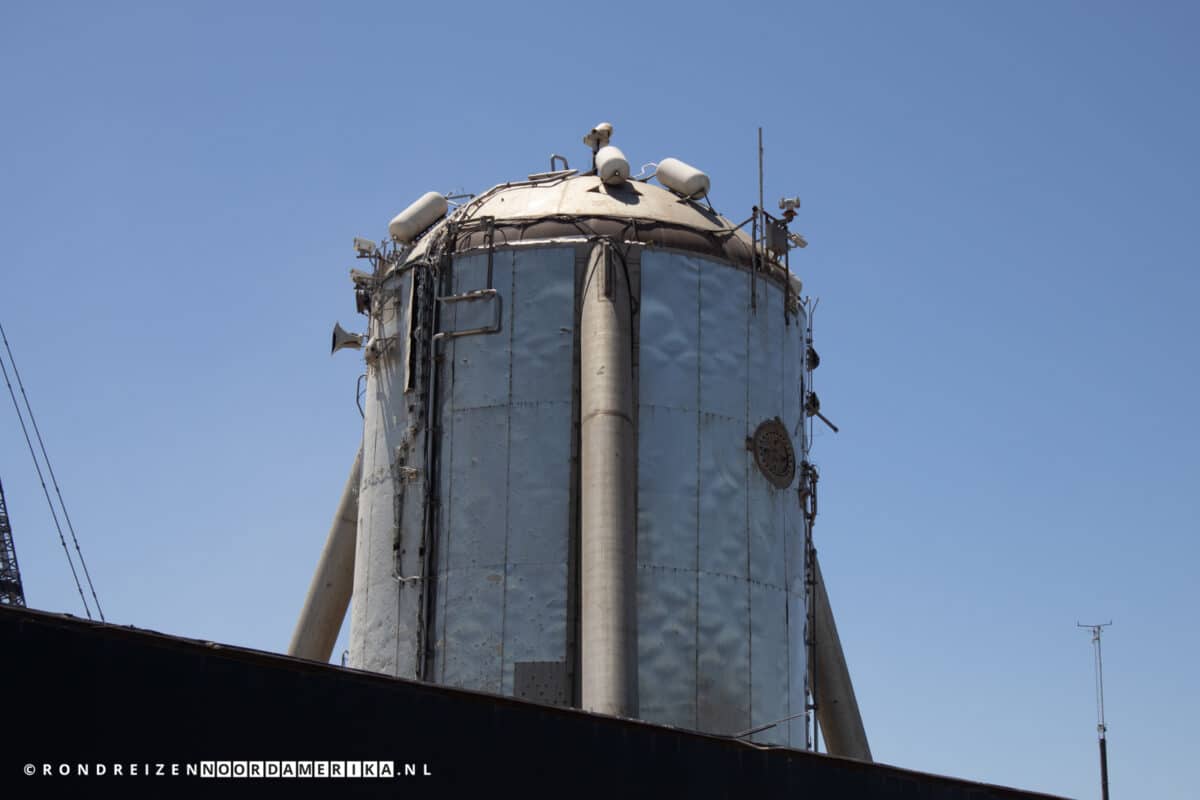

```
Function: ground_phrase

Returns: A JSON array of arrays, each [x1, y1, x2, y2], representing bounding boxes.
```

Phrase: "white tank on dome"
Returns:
[[656, 157, 711, 199], [387, 191, 448, 243], [595, 145, 630, 185]]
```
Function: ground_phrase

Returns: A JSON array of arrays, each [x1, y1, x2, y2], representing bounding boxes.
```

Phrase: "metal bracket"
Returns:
[[435, 288, 502, 339]]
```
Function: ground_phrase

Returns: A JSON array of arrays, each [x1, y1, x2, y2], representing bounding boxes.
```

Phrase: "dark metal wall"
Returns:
[[0, 607, 1066, 799]]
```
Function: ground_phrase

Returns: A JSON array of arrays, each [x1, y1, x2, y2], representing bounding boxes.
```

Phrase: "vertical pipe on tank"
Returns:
[[579, 240, 638, 717], [288, 447, 363, 661]]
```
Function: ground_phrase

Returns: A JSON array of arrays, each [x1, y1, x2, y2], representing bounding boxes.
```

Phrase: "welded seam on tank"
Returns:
[[635, 562, 786, 591], [629, 245, 642, 718], [745, 273, 754, 736], [391, 282, 404, 676], [438, 268, 456, 684], [499, 250, 516, 693], [693, 253, 702, 731], [580, 409, 634, 424], [438, 400, 569, 414], [763, 284, 791, 744], [568, 245, 586, 708], [782, 304, 794, 746], [781, 297, 790, 740], [640, 403, 743, 418]]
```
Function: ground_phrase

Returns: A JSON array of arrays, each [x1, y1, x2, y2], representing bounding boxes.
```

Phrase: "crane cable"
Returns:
[[0, 321, 104, 620]]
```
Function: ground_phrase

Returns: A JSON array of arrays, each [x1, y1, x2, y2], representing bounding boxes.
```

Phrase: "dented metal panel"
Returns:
[[636, 249, 803, 744], [750, 583, 790, 744], [698, 415, 747, 578], [749, 280, 784, 425], [445, 406, 508, 568], [695, 256, 751, 737], [636, 250, 701, 730], [636, 563, 696, 728], [440, 566, 504, 693], [504, 563, 569, 697], [511, 249, 575, 406], [637, 406, 697, 571], [432, 246, 576, 697], [697, 571, 751, 734], [639, 251, 699, 412], [699, 257, 748, 420], [506, 404, 570, 566]]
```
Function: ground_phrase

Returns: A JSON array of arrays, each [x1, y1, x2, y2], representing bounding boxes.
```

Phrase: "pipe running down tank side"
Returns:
[[579, 240, 638, 718]]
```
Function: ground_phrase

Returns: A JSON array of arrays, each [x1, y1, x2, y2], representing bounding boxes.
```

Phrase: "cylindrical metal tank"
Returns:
[[349, 172, 810, 747]]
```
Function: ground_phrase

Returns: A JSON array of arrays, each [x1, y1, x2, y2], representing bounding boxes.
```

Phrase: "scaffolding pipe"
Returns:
[[579, 240, 638, 717], [287, 447, 363, 661], [813, 554, 872, 761]]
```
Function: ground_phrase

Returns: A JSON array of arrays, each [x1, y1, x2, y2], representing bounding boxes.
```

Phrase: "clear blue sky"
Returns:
[[2, 2, 1196, 797]]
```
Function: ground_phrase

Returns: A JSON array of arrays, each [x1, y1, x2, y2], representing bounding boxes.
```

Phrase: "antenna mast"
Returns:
[[752, 127, 764, 310], [1078, 621, 1112, 800], [0, 478, 26, 607]]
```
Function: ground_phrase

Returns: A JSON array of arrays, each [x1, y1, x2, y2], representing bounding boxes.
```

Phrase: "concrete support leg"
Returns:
[[287, 447, 363, 662], [813, 554, 872, 761]]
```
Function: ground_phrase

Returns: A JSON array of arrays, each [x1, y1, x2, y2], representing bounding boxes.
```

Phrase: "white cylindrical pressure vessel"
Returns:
[[388, 192, 448, 243], [595, 146, 630, 185], [656, 157, 710, 199]]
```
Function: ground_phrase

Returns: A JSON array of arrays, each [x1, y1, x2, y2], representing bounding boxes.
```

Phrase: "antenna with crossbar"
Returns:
[[1077, 621, 1112, 800]]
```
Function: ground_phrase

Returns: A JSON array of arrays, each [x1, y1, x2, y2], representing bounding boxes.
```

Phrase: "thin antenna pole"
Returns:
[[758, 128, 765, 249], [753, 127, 764, 311], [1078, 621, 1112, 800]]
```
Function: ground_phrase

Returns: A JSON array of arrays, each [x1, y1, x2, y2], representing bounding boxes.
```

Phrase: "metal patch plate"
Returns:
[[514, 660, 569, 706], [751, 418, 795, 488]]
